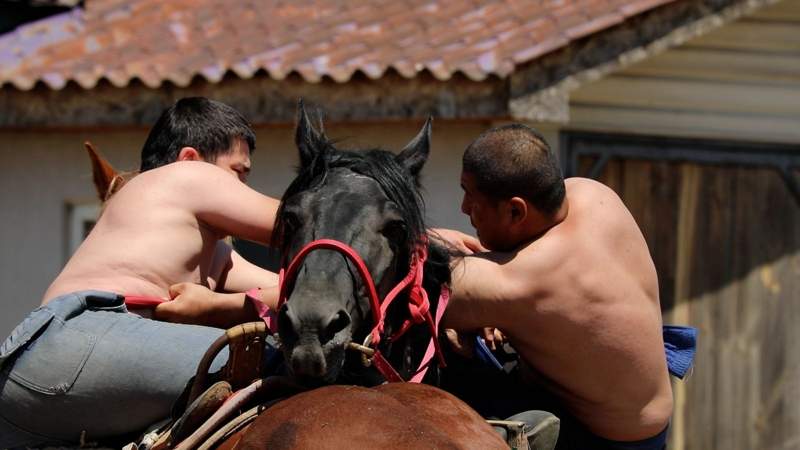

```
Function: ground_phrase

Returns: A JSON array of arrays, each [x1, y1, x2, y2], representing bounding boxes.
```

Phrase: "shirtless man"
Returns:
[[0, 98, 280, 448], [442, 124, 673, 449]]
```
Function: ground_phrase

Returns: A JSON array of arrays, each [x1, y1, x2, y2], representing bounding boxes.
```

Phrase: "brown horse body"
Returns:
[[220, 384, 507, 450]]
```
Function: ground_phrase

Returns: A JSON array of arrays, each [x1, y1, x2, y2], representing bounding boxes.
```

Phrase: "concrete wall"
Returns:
[[0, 120, 499, 337]]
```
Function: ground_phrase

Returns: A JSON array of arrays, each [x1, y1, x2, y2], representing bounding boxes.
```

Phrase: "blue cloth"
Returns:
[[475, 325, 698, 381], [475, 335, 504, 370], [0, 291, 239, 449], [663, 325, 697, 379]]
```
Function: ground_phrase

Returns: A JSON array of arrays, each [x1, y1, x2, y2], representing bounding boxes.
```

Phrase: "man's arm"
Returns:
[[155, 283, 257, 328], [428, 228, 486, 254], [172, 161, 281, 245], [211, 242, 280, 308], [443, 252, 518, 331], [156, 237, 281, 328]]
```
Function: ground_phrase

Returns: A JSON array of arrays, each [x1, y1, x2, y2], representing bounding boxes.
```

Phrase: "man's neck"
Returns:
[[518, 199, 569, 245]]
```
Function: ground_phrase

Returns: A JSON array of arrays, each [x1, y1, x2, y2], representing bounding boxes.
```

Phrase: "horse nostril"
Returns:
[[278, 305, 298, 342], [323, 310, 351, 343]]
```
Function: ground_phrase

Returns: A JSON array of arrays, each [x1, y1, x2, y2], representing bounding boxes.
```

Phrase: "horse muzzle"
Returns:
[[279, 303, 353, 384]]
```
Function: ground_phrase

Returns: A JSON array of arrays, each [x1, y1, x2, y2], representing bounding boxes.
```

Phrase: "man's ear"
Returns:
[[508, 197, 528, 225], [178, 147, 202, 161]]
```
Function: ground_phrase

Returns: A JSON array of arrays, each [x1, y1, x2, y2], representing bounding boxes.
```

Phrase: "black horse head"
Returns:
[[273, 101, 450, 385]]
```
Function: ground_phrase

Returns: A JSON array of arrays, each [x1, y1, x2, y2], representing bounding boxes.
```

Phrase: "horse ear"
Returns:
[[85, 141, 118, 202], [295, 99, 323, 168], [397, 116, 432, 177]]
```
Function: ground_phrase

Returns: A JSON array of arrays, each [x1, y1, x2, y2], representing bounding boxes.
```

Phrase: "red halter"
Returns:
[[277, 238, 448, 383]]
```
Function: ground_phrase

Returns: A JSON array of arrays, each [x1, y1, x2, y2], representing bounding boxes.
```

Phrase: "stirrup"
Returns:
[[488, 410, 560, 450]]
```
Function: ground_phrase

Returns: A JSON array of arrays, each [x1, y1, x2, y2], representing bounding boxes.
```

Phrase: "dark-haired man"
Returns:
[[140, 97, 255, 176], [136, 97, 280, 326], [0, 98, 280, 448], [443, 125, 673, 449]]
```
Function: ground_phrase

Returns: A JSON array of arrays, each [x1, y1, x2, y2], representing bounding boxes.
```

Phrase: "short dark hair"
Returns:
[[139, 97, 256, 171], [462, 124, 565, 215]]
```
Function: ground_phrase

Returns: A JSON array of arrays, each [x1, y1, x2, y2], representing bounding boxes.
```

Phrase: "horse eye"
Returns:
[[381, 220, 407, 243], [283, 212, 302, 232]]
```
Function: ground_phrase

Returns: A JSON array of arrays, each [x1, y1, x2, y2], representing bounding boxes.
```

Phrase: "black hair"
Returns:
[[139, 97, 256, 171], [272, 140, 426, 257], [462, 124, 565, 215]]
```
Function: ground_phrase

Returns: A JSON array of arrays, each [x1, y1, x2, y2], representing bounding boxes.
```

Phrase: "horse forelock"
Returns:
[[274, 143, 426, 262]]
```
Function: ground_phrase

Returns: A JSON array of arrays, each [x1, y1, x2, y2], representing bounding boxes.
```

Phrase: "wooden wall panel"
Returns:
[[582, 156, 800, 449]]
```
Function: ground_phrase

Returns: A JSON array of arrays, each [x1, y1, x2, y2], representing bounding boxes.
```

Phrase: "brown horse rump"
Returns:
[[223, 383, 507, 450]]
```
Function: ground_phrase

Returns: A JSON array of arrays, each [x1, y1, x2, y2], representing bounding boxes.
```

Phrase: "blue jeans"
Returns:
[[0, 291, 232, 448]]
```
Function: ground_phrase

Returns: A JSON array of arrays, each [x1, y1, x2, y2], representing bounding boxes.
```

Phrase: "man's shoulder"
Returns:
[[564, 177, 626, 210], [564, 177, 615, 196], [131, 161, 226, 188]]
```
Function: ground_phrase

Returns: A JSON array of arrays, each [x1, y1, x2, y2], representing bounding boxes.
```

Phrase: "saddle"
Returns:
[[127, 322, 298, 450]]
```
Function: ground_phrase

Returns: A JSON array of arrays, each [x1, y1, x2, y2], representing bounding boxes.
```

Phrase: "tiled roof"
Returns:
[[0, 0, 676, 90]]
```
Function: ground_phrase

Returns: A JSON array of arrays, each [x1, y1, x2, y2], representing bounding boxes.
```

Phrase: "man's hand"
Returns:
[[444, 328, 476, 358], [444, 327, 506, 359], [154, 283, 255, 328], [154, 283, 219, 326], [481, 327, 506, 351], [428, 228, 487, 254]]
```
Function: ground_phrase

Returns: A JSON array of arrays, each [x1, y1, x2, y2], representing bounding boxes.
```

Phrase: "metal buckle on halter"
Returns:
[[344, 334, 377, 368], [347, 341, 376, 368]]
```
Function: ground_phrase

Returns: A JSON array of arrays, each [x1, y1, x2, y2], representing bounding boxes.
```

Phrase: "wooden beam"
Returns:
[[669, 163, 700, 450], [0, 71, 509, 128]]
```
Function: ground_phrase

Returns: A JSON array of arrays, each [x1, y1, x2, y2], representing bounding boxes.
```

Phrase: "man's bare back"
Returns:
[[43, 161, 279, 307], [448, 177, 672, 440]]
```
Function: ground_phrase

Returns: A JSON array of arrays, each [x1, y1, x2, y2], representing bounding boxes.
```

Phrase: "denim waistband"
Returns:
[[0, 291, 125, 369]]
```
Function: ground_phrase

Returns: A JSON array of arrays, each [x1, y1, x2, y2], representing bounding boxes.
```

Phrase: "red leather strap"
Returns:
[[370, 350, 404, 383], [124, 295, 166, 309], [245, 288, 278, 334], [277, 239, 383, 330]]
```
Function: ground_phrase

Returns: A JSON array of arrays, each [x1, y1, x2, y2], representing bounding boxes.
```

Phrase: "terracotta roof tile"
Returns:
[[0, 0, 678, 90]]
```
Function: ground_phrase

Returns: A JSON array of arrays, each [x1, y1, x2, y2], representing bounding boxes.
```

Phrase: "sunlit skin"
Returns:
[[43, 139, 280, 328], [445, 172, 673, 441]]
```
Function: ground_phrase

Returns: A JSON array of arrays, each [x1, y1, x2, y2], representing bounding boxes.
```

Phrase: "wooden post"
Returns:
[[669, 163, 700, 450]]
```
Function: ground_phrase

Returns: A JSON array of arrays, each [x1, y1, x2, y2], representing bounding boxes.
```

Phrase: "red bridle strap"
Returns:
[[277, 239, 383, 329], [124, 295, 166, 308], [277, 238, 447, 382]]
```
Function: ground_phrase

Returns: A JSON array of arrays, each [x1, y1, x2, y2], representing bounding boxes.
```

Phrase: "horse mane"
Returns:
[[274, 138, 427, 262]]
